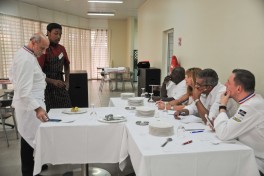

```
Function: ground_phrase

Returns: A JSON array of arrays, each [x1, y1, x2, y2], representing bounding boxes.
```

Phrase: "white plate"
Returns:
[[98, 116, 127, 123], [62, 109, 87, 114]]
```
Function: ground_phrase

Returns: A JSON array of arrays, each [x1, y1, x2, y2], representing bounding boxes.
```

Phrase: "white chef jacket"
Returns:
[[166, 80, 187, 100], [185, 82, 238, 119], [214, 94, 264, 173], [9, 46, 46, 148]]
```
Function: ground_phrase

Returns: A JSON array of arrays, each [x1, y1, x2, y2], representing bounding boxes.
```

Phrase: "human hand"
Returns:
[[163, 76, 171, 84], [35, 107, 49, 122], [174, 109, 189, 120], [156, 101, 165, 110], [52, 79, 66, 88], [220, 91, 230, 106], [166, 103, 172, 110], [192, 87, 202, 100]]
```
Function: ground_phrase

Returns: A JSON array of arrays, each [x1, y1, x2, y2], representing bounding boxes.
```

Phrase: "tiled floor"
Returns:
[[0, 80, 137, 176]]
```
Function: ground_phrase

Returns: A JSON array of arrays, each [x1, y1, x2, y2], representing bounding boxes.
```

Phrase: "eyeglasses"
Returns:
[[195, 82, 208, 88]]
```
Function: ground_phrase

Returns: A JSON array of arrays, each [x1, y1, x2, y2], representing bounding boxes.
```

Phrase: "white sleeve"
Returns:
[[172, 82, 187, 100], [214, 105, 260, 141], [184, 101, 198, 115], [208, 88, 223, 119], [166, 81, 174, 90]]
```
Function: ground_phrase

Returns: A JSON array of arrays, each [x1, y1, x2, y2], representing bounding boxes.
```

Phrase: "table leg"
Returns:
[[81, 164, 111, 176], [81, 164, 89, 176]]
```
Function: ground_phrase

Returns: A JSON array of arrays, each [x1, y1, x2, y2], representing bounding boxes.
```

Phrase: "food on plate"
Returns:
[[71, 107, 79, 112]]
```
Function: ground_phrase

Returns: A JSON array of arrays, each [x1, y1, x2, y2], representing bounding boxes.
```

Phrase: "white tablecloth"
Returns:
[[33, 99, 260, 176], [33, 107, 130, 175], [111, 97, 260, 176], [125, 118, 259, 176]]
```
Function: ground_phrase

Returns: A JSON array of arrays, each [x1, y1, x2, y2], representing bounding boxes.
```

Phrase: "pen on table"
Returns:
[[185, 129, 205, 131], [191, 130, 204, 133], [182, 140, 192, 145]]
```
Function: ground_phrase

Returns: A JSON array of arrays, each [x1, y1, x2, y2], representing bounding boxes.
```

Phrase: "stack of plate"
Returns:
[[121, 92, 135, 100], [149, 122, 174, 137], [136, 106, 156, 117], [128, 97, 144, 106]]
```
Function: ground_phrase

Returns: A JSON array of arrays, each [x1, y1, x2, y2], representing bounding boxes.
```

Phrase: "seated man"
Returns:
[[154, 66, 186, 102], [174, 68, 238, 123], [214, 69, 264, 176]]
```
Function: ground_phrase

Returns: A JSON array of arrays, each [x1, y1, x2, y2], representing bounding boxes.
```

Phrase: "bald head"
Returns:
[[28, 32, 49, 57]]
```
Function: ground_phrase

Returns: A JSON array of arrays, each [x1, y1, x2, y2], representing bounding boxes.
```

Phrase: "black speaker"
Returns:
[[69, 70, 88, 107], [138, 68, 161, 96]]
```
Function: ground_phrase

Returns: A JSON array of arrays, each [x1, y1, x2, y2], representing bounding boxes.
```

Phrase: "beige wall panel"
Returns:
[[108, 20, 128, 67], [138, 0, 264, 95]]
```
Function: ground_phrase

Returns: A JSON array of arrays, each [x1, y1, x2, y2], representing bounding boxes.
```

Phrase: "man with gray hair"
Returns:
[[9, 32, 49, 176], [174, 68, 238, 123]]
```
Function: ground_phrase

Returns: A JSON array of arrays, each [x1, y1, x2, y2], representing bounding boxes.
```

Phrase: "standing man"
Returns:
[[9, 32, 50, 176], [38, 23, 71, 112], [214, 69, 264, 176]]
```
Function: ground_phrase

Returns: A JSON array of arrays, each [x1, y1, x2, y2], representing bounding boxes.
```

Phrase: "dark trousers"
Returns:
[[21, 137, 34, 176], [260, 171, 264, 176]]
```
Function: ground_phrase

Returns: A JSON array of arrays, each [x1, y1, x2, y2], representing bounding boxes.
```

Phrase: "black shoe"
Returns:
[[41, 164, 48, 171], [126, 173, 136, 176]]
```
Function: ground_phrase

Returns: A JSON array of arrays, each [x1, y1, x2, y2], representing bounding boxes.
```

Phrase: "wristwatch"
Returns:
[[219, 105, 227, 111], [194, 99, 200, 104]]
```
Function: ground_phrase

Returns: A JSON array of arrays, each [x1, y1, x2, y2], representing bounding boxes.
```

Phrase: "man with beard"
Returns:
[[38, 23, 71, 112]]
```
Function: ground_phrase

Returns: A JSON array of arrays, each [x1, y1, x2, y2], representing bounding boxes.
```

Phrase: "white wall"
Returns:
[[138, 0, 264, 95], [0, 0, 108, 29]]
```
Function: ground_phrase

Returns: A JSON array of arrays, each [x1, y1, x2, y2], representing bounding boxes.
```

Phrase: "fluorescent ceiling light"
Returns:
[[88, 0, 123, 3], [87, 12, 115, 16]]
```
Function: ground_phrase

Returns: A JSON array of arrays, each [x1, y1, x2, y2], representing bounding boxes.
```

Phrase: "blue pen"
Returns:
[[191, 130, 204, 133]]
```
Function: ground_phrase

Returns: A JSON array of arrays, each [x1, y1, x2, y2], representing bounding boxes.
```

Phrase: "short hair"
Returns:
[[171, 66, 185, 85], [232, 69, 255, 92], [30, 33, 42, 43], [197, 68, 218, 87], [47, 23, 62, 32]]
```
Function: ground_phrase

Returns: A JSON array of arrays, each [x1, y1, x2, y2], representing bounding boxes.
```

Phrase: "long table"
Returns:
[[111, 97, 260, 176], [125, 115, 259, 176], [33, 98, 260, 176]]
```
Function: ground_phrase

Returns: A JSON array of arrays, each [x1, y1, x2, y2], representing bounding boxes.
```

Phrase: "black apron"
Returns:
[[44, 47, 71, 112]]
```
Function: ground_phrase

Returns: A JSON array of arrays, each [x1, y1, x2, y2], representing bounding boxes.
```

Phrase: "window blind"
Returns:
[[0, 14, 109, 80]]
